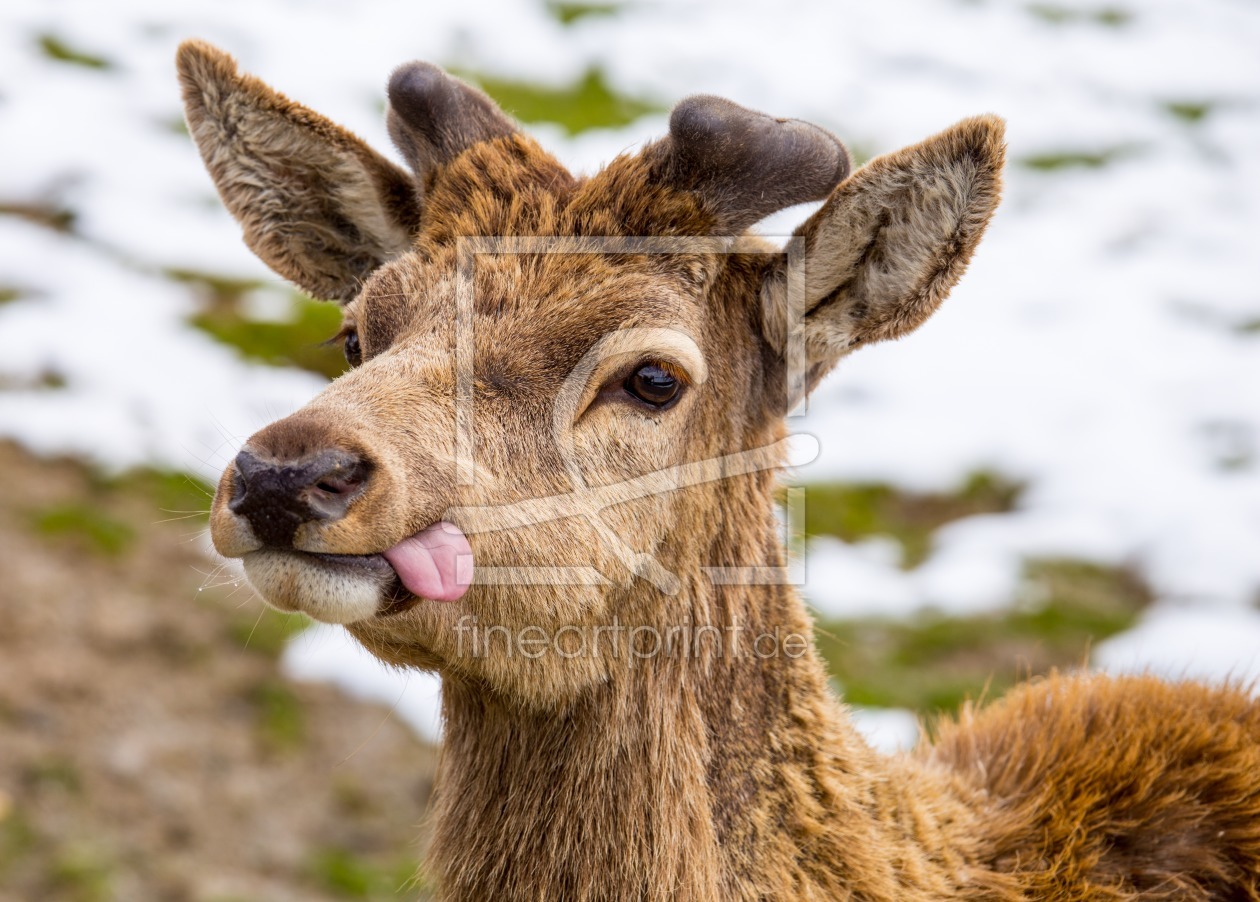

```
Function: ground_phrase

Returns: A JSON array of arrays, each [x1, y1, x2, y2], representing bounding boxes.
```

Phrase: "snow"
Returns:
[[848, 706, 921, 754], [3, 0, 1259, 739], [1095, 603, 1260, 686], [282, 622, 445, 743]]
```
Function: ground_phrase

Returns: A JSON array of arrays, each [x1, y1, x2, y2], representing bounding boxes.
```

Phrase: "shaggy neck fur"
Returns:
[[427, 470, 1016, 901]]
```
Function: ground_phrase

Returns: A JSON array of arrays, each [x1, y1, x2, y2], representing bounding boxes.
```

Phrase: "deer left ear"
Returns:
[[761, 115, 1006, 402], [177, 41, 422, 302]]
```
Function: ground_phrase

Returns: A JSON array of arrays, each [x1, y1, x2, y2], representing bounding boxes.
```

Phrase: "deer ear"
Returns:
[[176, 41, 421, 302], [762, 115, 1005, 401]]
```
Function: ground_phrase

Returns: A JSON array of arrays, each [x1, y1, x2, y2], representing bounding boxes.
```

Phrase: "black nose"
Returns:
[[229, 448, 370, 548]]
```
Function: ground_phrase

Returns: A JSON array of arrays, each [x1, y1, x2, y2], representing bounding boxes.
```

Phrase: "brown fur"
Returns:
[[177, 41, 1260, 900]]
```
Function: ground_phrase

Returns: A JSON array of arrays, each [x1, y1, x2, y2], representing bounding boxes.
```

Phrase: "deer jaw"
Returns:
[[180, 40, 1004, 709]]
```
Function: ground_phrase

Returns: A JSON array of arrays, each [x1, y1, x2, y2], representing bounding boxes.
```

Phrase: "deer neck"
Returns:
[[428, 472, 985, 900]]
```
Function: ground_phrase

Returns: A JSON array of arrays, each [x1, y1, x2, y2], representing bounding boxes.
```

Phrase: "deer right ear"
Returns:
[[761, 115, 1005, 408], [176, 41, 421, 302]]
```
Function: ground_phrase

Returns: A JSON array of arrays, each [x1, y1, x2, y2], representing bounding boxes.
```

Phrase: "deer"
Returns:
[[177, 40, 1260, 901]]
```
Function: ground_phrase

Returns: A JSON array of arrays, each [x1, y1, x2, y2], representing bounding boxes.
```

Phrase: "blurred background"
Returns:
[[1, 0, 1258, 898]]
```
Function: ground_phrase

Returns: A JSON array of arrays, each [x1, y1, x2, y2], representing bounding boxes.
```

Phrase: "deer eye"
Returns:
[[344, 330, 362, 367], [625, 363, 681, 408]]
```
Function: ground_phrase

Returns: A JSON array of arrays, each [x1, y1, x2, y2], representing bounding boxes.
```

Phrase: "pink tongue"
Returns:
[[382, 521, 473, 602]]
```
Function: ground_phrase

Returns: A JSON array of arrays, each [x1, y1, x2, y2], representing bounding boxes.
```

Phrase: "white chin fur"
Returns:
[[241, 551, 383, 625]]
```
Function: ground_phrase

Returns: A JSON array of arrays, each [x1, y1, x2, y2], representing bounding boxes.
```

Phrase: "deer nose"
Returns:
[[229, 448, 370, 548]]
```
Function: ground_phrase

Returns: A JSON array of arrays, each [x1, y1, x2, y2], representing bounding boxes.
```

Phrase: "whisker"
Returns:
[[240, 605, 267, 649], [154, 511, 210, 524]]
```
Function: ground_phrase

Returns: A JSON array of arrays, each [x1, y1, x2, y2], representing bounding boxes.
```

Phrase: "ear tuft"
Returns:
[[176, 39, 238, 102], [176, 40, 421, 302]]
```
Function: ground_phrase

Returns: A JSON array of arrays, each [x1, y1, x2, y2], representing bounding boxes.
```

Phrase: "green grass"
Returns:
[[0, 369, 67, 392], [813, 559, 1152, 716], [229, 609, 313, 658], [28, 461, 215, 557], [0, 804, 115, 901], [0, 286, 23, 305], [169, 268, 347, 378], [37, 34, 113, 69], [457, 68, 662, 135], [49, 844, 115, 902], [801, 471, 1022, 568], [21, 757, 84, 795], [249, 678, 307, 752], [0, 805, 37, 880], [307, 847, 428, 900], [1026, 4, 1132, 27], [165, 268, 265, 304], [1164, 100, 1214, 125], [0, 201, 77, 233], [1020, 147, 1134, 171], [98, 467, 216, 522], [545, 0, 621, 25], [32, 504, 136, 557]]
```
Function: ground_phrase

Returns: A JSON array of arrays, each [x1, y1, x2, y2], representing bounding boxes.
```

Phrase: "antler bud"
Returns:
[[658, 95, 851, 230], [386, 62, 517, 177]]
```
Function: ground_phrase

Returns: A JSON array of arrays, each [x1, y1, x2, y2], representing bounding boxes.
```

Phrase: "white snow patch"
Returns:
[[281, 623, 444, 744], [849, 706, 921, 754], [1094, 604, 1260, 686]]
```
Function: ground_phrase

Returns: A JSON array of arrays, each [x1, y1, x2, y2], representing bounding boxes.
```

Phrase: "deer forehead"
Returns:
[[348, 247, 727, 384]]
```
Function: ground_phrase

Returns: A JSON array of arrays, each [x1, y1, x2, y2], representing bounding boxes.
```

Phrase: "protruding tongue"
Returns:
[[382, 521, 473, 602]]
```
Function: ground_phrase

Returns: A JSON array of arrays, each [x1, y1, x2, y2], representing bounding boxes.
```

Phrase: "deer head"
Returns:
[[179, 41, 1004, 707]]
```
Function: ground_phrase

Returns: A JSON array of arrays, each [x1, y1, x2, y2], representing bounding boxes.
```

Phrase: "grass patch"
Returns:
[[98, 468, 215, 524], [545, 0, 621, 25], [1236, 318, 1260, 335], [229, 608, 312, 658], [165, 268, 265, 305], [1020, 147, 1133, 171], [0, 286, 24, 305], [26, 458, 214, 557], [1164, 100, 1214, 125], [0, 805, 37, 879], [0, 201, 77, 233], [801, 471, 1021, 568], [37, 34, 113, 69], [0, 369, 67, 392], [190, 297, 346, 379], [32, 504, 135, 557], [49, 844, 115, 902], [20, 757, 83, 796], [1026, 4, 1132, 26], [249, 679, 307, 751], [307, 847, 427, 900], [457, 68, 662, 135], [814, 559, 1151, 715], [173, 269, 347, 380]]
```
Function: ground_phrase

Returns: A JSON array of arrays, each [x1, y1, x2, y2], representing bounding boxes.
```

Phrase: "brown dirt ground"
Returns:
[[0, 442, 439, 901]]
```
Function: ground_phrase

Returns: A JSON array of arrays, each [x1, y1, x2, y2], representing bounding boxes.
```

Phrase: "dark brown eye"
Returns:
[[344, 330, 362, 366], [625, 363, 681, 408]]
